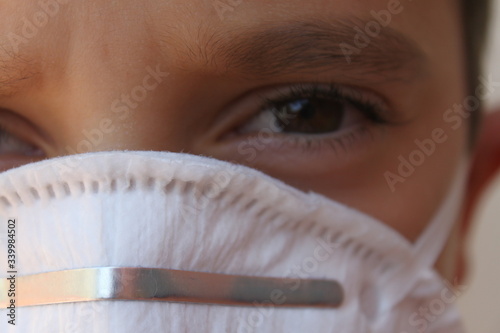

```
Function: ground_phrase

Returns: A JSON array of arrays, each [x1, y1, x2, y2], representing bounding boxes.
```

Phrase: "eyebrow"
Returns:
[[185, 18, 427, 82], [0, 18, 427, 98], [0, 53, 39, 98]]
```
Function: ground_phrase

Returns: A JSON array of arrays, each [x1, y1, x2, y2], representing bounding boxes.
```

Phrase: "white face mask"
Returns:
[[0, 151, 467, 332]]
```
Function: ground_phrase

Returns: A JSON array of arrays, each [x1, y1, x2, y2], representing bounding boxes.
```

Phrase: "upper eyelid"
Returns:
[[0, 110, 51, 152], [259, 82, 385, 101], [258, 83, 391, 115]]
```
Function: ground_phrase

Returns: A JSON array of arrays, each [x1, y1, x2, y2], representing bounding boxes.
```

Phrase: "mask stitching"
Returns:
[[91, 180, 100, 193], [30, 187, 41, 200], [0, 176, 401, 278]]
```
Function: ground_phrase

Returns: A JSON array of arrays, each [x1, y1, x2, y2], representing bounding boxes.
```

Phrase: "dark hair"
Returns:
[[462, 0, 491, 142]]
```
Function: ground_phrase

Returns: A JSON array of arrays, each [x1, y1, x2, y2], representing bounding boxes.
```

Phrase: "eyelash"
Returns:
[[235, 82, 391, 155], [259, 82, 390, 125]]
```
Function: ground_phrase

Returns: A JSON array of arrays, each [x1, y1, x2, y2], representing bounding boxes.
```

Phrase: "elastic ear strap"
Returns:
[[380, 158, 469, 313], [413, 159, 469, 266]]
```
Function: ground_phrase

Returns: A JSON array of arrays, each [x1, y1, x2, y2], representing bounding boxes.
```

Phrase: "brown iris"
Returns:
[[270, 98, 345, 134]]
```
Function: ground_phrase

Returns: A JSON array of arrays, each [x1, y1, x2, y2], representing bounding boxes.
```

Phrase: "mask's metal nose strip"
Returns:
[[0, 267, 343, 308]]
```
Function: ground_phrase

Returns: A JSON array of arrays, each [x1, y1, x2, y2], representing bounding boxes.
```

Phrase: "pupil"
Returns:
[[288, 99, 314, 119]]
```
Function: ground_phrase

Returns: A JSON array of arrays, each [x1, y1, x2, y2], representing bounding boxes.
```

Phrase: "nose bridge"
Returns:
[[38, 2, 220, 157], [56, 62, 171, 155], [49, 12, 174, 155]]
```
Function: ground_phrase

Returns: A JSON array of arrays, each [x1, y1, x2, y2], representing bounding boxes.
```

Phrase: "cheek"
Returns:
[[242, 82, 469, 242]]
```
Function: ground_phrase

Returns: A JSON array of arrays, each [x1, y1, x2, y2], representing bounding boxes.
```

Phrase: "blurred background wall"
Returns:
[[456, 0, 500, 331]]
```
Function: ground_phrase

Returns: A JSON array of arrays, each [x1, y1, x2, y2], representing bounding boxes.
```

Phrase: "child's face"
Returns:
[[0, 0, 489, 276]]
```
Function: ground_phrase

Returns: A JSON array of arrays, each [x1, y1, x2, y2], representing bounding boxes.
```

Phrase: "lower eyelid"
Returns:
[[218, 123, 383, 166], [273, 124, 378, 152]]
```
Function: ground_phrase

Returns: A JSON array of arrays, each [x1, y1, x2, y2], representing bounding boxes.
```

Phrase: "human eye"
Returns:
[[240, 83, 389, 134], [0, 125, 45, 172], [211, 82, 399, 168], [0, 126, 43, 156]]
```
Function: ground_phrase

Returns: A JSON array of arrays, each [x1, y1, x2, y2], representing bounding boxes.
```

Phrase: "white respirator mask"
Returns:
[[0, 151, 467, 332]]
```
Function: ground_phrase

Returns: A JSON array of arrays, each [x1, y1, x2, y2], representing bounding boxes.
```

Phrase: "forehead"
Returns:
[[0, 0, 458, 71]]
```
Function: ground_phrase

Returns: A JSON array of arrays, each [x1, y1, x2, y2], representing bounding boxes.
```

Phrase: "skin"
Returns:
[[0, 0, 499, 284]]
